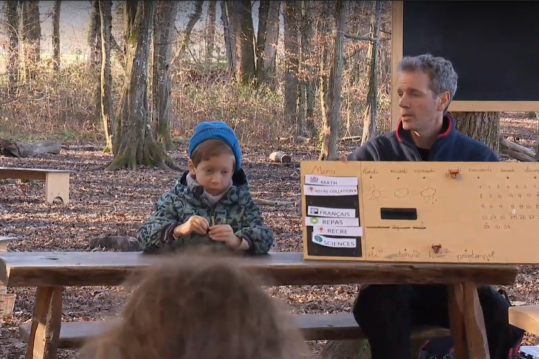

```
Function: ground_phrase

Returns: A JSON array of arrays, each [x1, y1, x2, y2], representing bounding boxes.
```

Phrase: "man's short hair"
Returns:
[[190, 139, 235, 168], [398, 54, 458, 101]]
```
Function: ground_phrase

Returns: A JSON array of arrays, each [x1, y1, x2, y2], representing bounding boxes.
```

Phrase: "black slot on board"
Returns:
[[304, 194, 362, 258]]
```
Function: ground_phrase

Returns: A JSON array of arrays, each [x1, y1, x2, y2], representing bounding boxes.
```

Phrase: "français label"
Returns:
[[305, 217, 359, 227], [307, 206, 356, 218], [304, 174, 358, 186], [303, 185, 358, 196], [312, 234, 356, 248]]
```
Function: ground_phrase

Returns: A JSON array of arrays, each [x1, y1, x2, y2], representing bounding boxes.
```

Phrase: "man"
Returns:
[[345, 54, 524, 359]]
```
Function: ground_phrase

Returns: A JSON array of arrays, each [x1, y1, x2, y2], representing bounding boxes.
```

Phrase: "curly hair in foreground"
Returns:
[[78, 251, 309, 359]]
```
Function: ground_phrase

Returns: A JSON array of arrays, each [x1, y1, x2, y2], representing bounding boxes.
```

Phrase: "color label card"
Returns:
[[312, 234, 357, 248], [305, 217, 360, 227], [304, 175, 358, 186], [312, 226, 363, 237], [307, 206, 356, 218], [303, 185, 358, 196]]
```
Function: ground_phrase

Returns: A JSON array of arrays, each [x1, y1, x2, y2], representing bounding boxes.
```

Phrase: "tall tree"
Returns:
[[99, 0, 114, 152], [52, 0, 62, 72], [5, 1, 19, 93], [152, 1, 179, 150], [319, 1, 345, 160], [231, 1, 256, 85], [283, 1, 300, 133], [106, 1, 178, 171], [21, 1, 41, 81], [257, 0, 280, 89], [205, 1, 217, 69]]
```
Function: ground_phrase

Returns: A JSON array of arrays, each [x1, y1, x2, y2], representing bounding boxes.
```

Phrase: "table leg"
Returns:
[[24, 287, 63, 359], [462, 282, 489, 359], [448, 284, 468, 359]]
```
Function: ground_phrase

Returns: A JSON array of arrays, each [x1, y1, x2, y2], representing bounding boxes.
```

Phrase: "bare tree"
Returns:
[[205, 1, 217, 69], [221, 1, 236, 74], [361, 1, 382, 143], [299, 0, 316, 136], [230, 0, 256, 85], [319, 1, 345, 161], [152, 1, 179, 150], [52, 0, 62, 72], [99, 0, 114, 152], [21, 1, 41, 81], [5, 1, 19, 92], [170, 0, 204, 66], [106, 1, 178, 171], [283, 1, 300, 133]]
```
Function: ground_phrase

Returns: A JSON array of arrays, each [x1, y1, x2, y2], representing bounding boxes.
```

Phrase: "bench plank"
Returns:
[[509, 305, 539, 336], [19, 314, 450, 348], [0, 167, 71, 204], [0, 252, 518, 288]]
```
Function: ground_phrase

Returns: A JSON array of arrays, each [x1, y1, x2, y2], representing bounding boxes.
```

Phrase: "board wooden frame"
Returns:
[[390, 1, 539, 130]]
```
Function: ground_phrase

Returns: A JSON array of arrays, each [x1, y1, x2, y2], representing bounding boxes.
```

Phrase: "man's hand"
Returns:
[[209, 224, 241, 248], [174, 215, 209, 237], [340, 154, 348, 163]]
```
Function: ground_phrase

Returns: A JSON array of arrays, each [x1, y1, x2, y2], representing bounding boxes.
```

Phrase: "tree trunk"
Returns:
[[300, 0, 316, 136], [52, 0, 62, 72], [89, 0, 102, 124], [205, 1, 217, 70], [152, 1, 178, 151], [5, 1, 19, 93], [453, 112, 500, 153], [232, 0, 256, 85], [106, 1, 178, 172], [21, 1, 41, 81], [170, 0, 203, 66], [99, 0, 114, 153], [319, 1, 344, 161], [255, 0, 269, 83], [283, 1, 300, 134], [221, 1, 236, 75], [361, 1, 382, 143], [258, 0, 280, 89]]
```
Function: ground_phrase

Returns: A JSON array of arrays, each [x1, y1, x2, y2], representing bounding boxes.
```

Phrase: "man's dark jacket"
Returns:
[[347, 113, 499, 162]]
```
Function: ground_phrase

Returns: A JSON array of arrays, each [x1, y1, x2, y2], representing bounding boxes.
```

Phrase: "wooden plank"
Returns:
[[19, 314, 451, 348], [0, 168, 71, 181], [0, 252, 518, 288], [509, 305, 539, 336]]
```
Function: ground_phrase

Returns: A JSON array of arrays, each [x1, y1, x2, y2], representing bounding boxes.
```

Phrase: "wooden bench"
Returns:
[[509, 305, 539, 336], [0, 251, 518, 359], [0, 167, 72, 204], [18, 313, 450, 349]]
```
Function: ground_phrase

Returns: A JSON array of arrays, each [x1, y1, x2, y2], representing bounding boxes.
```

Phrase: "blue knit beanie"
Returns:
[[188, 121, 242, 171]]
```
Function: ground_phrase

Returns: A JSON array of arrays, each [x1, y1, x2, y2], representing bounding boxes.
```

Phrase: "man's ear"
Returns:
[[187, 159, 196, 176], [437, 91, 450, 111]]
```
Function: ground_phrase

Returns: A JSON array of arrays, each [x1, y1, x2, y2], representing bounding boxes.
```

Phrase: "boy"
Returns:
[[138, 121, 274, 255]]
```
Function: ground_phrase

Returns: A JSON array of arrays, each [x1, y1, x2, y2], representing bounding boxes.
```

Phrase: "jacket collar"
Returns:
[[395, 112, 456, 145]]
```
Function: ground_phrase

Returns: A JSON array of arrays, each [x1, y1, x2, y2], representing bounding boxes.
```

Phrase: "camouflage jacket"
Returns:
[[137, 169, 274, 255]]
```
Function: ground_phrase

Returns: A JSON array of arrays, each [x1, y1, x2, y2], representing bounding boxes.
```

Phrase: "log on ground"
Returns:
[[499, 136, 537, 162], [269, 151, 292, 163], [0, 139, 62, 158]]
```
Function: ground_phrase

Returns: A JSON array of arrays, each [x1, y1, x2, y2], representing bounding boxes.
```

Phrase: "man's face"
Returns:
[[397, 70, 448, 132]]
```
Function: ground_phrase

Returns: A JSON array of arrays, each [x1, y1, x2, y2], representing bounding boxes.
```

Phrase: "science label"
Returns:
[[312, 226, 363, 237], [303, 185, 358, 196], [305, 216, 359, 227], [304, 174, 358, 187], [312, 234, 356, 248], [307, 206, 356, 218]]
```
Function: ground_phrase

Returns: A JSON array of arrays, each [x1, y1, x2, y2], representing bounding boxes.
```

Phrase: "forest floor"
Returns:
[[1, 113, 539, 358]]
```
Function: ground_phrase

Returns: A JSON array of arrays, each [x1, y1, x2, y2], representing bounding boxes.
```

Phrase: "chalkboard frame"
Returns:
[[390, 1, 539, 130]]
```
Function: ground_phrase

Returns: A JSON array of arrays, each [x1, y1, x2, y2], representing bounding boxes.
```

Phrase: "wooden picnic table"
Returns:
[[0, 251, 518, 359]]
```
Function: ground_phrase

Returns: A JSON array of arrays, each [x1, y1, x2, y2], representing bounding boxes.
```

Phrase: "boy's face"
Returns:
[[188, 154, 235, 196]]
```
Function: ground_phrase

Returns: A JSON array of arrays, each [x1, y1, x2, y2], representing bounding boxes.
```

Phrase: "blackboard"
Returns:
[[390, 1, 539, 129]]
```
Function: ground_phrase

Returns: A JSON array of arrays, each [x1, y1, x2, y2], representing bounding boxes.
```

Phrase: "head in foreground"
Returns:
[[78, 253, 308, 359]]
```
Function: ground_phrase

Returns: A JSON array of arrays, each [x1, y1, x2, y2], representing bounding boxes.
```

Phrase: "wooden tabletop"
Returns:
[[0, 251, 518, 288]]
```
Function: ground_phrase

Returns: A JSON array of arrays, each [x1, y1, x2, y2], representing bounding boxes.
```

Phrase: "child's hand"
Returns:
[[175, 216, 209, 237], [209, 225, 241, 248]]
